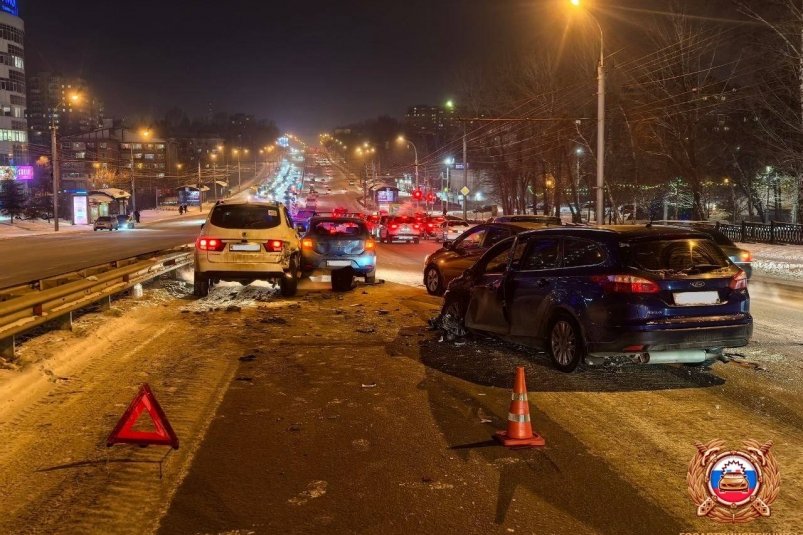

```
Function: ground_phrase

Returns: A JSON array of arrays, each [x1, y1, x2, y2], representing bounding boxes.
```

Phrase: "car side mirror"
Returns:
[[443, 240, 453, 250]]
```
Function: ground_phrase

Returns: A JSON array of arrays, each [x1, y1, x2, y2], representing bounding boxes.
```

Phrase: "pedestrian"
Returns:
[[179, 204, 184, 215], [134, 210, 140, 223]]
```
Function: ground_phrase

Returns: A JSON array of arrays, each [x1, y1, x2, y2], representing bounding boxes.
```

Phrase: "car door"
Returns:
[[465, 239, 516, 334], [440, 226, 487, 281], [508, 236, 563, 340]]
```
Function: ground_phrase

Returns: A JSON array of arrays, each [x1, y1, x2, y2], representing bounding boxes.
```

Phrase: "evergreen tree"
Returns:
[[0, 181, 26, 225]]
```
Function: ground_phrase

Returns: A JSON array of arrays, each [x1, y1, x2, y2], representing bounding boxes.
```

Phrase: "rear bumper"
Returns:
[[195, 257, 290, 280], [301, 253, 375, 274], [588, 316, 753, 353], [385, 233, 420, 241]]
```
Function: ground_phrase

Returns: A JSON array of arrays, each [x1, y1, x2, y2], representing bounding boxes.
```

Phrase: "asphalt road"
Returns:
[[0, 168, 267, 288]]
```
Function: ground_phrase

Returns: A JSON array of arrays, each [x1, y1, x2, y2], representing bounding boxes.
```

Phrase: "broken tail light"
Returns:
[[265, 240, 284, 252]]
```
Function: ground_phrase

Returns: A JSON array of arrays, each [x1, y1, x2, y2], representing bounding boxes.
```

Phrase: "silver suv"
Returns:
[[194, 201, 301, 297]]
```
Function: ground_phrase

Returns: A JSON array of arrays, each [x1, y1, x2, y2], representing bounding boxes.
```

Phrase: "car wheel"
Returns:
[[547, 315, 585, 373], [193, 272, 209, 297], [424, 265, 445, 296], [331, 268, 354, 292], [413, 238, 420, 244], [279, 256, 300, 297], [440, 296, 467, 338]]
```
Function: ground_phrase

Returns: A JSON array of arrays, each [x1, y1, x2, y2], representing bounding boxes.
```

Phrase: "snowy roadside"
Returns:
[[0, 205, 211, 240], [737, 241, 803, 283]]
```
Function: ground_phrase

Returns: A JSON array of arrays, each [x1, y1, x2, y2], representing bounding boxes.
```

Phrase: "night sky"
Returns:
[[22, 1, 556, 138]]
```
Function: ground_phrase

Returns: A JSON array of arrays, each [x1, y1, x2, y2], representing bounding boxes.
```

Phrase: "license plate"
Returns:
[[673, 291, 719, 305], [327, 260, 351, 267], [230, 243, 261, 252]]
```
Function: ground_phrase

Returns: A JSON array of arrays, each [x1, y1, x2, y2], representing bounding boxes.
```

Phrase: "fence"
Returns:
[[716, 221, 803, 245]]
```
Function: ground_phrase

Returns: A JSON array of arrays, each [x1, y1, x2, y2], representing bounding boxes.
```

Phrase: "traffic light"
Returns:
[[412, 189, 423, 200]]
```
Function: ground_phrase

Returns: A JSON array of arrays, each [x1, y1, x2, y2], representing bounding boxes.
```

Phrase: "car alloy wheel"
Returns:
[[548, 317, 584, 372], [425, 266, 444, 296]]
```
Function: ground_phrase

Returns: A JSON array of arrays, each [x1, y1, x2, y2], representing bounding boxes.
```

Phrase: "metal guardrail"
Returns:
[[0, 247, 193, 358], [716, 221, 803, 245]]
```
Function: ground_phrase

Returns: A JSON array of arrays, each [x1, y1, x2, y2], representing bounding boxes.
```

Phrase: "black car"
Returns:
[[423, 222, 549, 296], [440, 225, 752, 372]]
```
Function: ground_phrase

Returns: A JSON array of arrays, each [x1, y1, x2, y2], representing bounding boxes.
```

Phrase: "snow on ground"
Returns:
[[0, 204, 213, 240], [737, 241, 803, 282]]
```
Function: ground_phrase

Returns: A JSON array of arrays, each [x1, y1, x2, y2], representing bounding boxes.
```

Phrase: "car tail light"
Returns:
[[592, 275, 660, 294], [196, 237, 226, 252], [301, 238, 314, 250], [391, 224, 398, 229], [265, 240, 284, 252], [739, 251, 752, 262], [365, 239, 376, 250], [729, 269, 748, 290], [413, 223, 421, 230]]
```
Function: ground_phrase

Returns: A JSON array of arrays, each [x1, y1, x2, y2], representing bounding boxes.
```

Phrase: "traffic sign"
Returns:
[[107, 383, 179, 449], [460, 186, 470, 196]]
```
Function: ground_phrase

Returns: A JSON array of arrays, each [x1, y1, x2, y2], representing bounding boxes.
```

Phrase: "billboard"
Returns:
[[0, 166, 33, 181], [73, 195, 89, 225], [375, 188, 398, 203], [0, 0, 18, 16]]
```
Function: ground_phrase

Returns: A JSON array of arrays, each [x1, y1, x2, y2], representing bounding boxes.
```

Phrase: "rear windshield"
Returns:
[[97, 217, 111, 222], [310, 219, 367, 237], [210, 205, 281, 229], [625, 238, 730, 272]]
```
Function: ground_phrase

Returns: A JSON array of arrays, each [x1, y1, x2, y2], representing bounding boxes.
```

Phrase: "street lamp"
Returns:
[[397, 136, 420, 208], [233, 148, 242, 190], [50, 91, 82, 231], [570, 0, 605, 225], [443, 157, 455, 215], [128, 128, 151, 213]]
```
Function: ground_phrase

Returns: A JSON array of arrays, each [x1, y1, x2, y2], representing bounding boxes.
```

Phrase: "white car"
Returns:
[[439, 220, 474, 242], [194, 200, 301, 297]]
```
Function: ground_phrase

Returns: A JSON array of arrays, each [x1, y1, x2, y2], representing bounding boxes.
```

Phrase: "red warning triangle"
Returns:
[[107, 383, 179, 449]]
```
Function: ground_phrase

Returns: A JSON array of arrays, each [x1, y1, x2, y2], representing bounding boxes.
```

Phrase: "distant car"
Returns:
[[439, 225, 752, 372], [379, 216, 422, 244], [93, 216, 118, 231], [492, 215, 562, 225], [663, 223, 753, 279], [348, 181, 355, 186], [193, 200, 301, 298], [439, 220, 474, 242], [116, 214, 135, 230], [423, 222, 547, 295], [300, 216, 376, 290]]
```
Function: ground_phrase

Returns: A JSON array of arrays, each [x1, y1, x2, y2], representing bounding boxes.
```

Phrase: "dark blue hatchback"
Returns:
[[440, 225, 752, 372]]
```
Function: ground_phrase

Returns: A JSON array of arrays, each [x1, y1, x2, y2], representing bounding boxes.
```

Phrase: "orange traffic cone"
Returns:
[[493, 366, 545, 448]]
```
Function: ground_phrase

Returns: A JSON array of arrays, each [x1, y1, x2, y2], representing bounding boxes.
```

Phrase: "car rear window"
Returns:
[[625, 238, 730, 272], [210, 205, 281, 229], [310, 219, 367, 237]]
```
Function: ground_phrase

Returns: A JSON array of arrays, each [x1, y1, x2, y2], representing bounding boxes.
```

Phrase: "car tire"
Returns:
[[331, 268, 354, 292], [193, 272, 209, 297], [547, 314, 585, 373], [424, 265, 445, 296], [413, 238, 420, 244], [279, 256, 299, 297]]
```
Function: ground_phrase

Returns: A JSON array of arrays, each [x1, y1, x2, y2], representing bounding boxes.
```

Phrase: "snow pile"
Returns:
[[180, 281, 281, 312], [737, 242, 803, 281]]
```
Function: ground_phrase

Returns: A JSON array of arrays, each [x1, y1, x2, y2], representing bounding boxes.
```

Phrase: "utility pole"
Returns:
[[130, 141, 136, 212], [462, 123, 468, 221], [50, 120, 60, 231], [198, 159, 203, 212], [596, 30, 605, 225]]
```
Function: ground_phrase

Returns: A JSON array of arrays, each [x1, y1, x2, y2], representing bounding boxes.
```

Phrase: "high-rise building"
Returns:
[[27, 72, 104, 144], [0, 2, 27, 165]]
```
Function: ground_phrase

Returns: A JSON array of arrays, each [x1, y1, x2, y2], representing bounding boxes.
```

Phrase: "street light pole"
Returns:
[[596, 24, 605, 225], [462, 123, 468, 220], [130, 143, 136, 213], [50, 118, 60, 231]]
